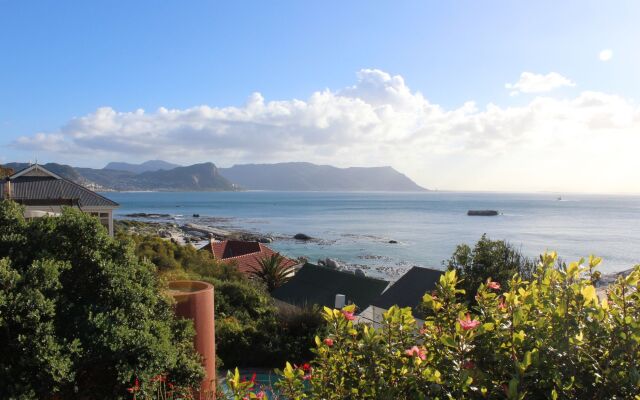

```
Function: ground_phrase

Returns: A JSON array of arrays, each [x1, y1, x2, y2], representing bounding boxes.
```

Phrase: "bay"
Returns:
[[105, 191, 640, 278]]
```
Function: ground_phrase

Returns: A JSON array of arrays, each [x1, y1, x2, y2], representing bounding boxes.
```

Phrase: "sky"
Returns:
[[1, 1, 639, 193]]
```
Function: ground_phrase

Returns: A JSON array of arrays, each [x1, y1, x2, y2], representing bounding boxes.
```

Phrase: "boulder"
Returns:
[[294, 233, 312, 240], [258, 236, 273, 244], [325, 258, 340, 269], [388, 240, 398, 244]]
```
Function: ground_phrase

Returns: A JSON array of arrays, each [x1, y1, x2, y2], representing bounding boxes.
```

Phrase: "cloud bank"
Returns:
[[505, 72, 575, 95], [13, 69, 640, 192]]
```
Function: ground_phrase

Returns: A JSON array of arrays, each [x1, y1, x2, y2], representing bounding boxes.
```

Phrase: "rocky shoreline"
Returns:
[[115, 216, 409, 280]]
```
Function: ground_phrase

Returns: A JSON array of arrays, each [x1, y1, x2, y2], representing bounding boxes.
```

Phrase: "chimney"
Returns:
[[334, 294, 346, 309], [3, 178, 11, 199]]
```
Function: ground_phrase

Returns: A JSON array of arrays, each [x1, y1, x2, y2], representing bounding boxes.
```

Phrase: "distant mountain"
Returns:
[[219, 162, 427, 191], [6, 161, 425, 192], [131, 163, 235, 191], [6, 162, 97, 187], [6, 162, 235, 192], [104, 160, 181, 174]]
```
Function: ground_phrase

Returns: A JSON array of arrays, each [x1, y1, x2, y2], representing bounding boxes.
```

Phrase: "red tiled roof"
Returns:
[[200, 240, 298, 275]]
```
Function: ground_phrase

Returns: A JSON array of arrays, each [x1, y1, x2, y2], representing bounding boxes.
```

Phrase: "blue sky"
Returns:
[[1, 1, 639, 192]]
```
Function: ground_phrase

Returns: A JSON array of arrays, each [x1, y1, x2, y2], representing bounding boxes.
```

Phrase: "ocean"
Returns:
[[105, 191, 640, 278]]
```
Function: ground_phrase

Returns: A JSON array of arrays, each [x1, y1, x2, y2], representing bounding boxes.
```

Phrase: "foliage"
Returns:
[[224, 368, 269, 400], [0, 201, 204, 399], [249, 253, 295, 292], [122, 231, 326, 369], [125, 233, 243, 281], [277, 253, 640, 399], [445, 234, 536, 303], [0, 164, 14, 179]]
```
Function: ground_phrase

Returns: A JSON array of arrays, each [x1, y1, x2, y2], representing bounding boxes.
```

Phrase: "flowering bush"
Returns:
[[276, 253, 640, 399]]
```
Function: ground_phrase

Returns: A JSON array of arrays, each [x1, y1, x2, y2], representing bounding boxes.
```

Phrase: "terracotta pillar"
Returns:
[[169, 281, 216, 398]]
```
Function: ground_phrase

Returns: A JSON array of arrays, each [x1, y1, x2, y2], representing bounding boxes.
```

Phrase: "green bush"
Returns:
[[123, 232, 326, 369], [445, 234, 536, 304], [276, 253, 640, 399], [0, 201, 203, 399]]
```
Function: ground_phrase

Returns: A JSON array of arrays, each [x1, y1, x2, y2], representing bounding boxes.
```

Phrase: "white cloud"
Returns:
[[12, 69, 640, 192], [505, 72, 575, 94], [599, 49, 613, 61]]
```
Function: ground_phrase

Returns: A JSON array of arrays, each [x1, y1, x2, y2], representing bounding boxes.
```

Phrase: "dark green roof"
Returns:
[[272, 263, 389, 310]]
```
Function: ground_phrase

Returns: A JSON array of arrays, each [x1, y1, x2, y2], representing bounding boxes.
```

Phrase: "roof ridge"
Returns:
[[304, 263, 389, 283]]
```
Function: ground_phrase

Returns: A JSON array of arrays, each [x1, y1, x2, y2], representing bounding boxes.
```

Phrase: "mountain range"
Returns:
[[3, 161, 426, 192]]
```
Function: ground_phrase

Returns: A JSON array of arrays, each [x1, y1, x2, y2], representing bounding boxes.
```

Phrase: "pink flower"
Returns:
[[323, 338, 334, 347], [404, 345, 426, 360], [459, 313, 481, 331], [127, 377, 140, 393], [303, 374, 312, 381], [498, 297, 507, 311], [341, 310, 355, 321], [487, 281, 501, 290], [256, 391, 266, 399]]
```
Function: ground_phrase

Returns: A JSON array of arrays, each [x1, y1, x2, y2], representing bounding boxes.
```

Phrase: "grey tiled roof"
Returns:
[[1, 175, 118, 208], [272, 263, 389, 310], [371, 266, 443, 318]]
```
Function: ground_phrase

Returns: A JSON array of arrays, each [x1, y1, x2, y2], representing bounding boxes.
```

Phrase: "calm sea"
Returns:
[[105, 191, 640, 278]]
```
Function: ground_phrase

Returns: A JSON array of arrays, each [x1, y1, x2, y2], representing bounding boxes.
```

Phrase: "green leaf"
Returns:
[[440, 335, 457, 348]]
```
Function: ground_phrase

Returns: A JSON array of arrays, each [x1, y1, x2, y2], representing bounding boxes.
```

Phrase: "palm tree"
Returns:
[[249, 253, 295, 292]]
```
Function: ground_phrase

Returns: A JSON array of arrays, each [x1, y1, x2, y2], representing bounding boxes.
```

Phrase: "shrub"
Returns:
[[277, 253, 640, 399], [445, 234, 536, 304], [0, 201, 204, 399]]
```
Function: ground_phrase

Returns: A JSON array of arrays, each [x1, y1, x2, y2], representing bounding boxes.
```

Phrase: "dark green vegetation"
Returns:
[[444, 234, 536, 304], [122, 232, 326, 369], [248, 253, 295, 292], [4, 160, 426, 192], [0, 201, 203, 399]]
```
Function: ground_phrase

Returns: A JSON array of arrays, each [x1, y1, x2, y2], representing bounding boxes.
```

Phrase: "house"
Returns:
[[0, 164, 119, 235], [358, 266, 443, 327], [272, 263, 389, 311], [200, 239, 299, 275]]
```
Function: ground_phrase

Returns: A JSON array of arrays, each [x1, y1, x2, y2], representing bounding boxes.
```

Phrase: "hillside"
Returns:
[[104, 160, 181, 174], [219, 162, 427, 191], [6, 162, 236, 191], [5, 161, 425, 192]]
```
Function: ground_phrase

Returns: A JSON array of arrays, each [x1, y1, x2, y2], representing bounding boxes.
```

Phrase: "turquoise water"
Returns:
[[105, 191, 640, 277]]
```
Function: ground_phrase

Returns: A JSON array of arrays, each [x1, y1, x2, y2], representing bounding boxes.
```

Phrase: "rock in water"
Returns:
[[389, 240, 398, 244], [294, 233, 312, 240], [467, 210, 499, 216], [325, 258, 340, 269]]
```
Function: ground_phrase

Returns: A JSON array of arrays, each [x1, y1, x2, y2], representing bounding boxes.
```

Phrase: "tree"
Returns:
[[249, 253, 295, 292], [275, 253, 640, 400], [0, 201, 204, 399], [445, 234, 535, 303], [0, 164, 14, 179]]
